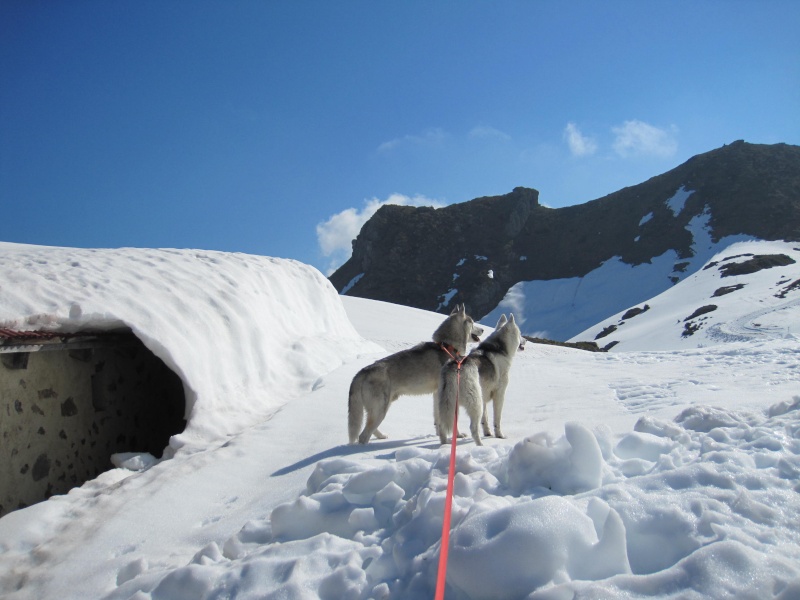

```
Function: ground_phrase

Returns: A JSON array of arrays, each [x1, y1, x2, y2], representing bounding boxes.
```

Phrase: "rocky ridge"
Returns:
[[330, 141, 800, 335]]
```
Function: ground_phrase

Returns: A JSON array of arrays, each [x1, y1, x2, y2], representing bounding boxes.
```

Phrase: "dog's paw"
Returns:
[[373, 429, 388, 440]]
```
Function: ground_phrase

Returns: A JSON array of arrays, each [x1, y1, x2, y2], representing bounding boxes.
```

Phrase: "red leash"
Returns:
[[435, 353, 464, 600]]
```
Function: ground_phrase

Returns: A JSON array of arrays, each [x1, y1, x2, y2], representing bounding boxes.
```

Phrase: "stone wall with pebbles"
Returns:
[[1, 334, 185, 516]]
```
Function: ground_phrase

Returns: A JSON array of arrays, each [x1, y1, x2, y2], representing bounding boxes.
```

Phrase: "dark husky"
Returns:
[[436, 314, 524, 446]]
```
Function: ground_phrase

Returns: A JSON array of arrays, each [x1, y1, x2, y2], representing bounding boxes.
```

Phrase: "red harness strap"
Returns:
[[435, 345, 465, 600]]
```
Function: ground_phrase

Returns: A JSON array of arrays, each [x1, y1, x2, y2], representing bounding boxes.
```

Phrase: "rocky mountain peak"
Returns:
[[330, 141, 800, 336]]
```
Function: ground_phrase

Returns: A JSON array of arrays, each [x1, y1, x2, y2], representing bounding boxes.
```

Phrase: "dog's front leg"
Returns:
[[481, 400, 492, 437]]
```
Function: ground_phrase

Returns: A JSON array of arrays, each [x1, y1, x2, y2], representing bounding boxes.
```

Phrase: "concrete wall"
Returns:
[[1, 334, 185, 516]]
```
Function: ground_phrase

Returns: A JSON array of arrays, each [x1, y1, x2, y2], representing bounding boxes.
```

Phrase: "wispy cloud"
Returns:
[[612, 120, 678, 158], [469, 125, 512, 142], [563, 122, 598, 157], [377, 128, 449, 153], [317, 193, 444, 274]]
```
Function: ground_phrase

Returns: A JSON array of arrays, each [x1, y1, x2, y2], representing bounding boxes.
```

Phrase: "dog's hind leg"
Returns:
[[492, 389, 507, 439], [464, 393, 484, 446], [348, 375, 366, 444], [358, 387, 393, 444], [359, 402, 389, 444]]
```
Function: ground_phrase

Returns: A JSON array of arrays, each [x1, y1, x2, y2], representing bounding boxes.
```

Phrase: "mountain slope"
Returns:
[[330, 141, 800, 339], [570, 240, 800, 351]]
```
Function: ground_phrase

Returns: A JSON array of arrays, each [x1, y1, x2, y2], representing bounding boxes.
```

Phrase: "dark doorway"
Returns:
[[1, 329, 186, 516]]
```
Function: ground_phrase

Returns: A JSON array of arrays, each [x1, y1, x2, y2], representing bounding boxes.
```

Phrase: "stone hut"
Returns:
[[1, 329, 185, 516]]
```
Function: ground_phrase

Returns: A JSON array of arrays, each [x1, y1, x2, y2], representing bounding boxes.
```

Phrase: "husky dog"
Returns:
[[436, 314, 524, 446], [348, 304, 484, 445]]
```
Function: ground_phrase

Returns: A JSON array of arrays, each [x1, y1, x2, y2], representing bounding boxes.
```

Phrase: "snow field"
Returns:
[[106, 398, 800, 599], [1, 243, 799, 599]]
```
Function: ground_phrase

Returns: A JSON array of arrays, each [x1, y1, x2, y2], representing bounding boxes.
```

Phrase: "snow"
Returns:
[[0, 243, 377, 445], [341, 272, 365, 295], [437, 288, 459, 311], [573, 240, 800, 351], [2, 242, 800, 599], [665, 185, 693, 217], [482, 200, 754, 341]]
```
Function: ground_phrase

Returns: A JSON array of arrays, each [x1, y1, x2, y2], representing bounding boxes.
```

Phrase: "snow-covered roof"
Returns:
[[0, 244, 379, 445]]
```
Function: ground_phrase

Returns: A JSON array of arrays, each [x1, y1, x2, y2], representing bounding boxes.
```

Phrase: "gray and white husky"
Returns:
[[436, 313, 524, 446], [348, 304, 484, 445]]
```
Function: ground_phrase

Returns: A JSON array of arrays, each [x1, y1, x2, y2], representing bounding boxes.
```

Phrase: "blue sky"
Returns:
[[2, 2, 798, 274]]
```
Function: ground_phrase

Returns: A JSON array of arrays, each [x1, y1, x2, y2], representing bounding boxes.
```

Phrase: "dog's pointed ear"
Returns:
[[508, 314, 516, 324], [496, 314, 508, 328]]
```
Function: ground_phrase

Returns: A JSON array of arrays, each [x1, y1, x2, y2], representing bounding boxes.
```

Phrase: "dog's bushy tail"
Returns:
[[348, 373, 364, 444], [437, 362, 460, 441]]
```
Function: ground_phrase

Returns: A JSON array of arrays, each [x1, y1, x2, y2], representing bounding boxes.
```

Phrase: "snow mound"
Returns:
[[0, 244, 378, 446], [107, 398, 800, 599]]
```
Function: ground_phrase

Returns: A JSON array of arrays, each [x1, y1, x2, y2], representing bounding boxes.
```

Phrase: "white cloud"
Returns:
[[377, 128, 448, 153], [317, 193, 444, 274], [612, 120, 678, 158], [563, 122, 598, 157], [469, 125, 512, 142]]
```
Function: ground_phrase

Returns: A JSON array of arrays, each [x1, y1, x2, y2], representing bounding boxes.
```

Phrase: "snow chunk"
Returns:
[[508, 422, 603, 495], [447, 496, 630, 599], [614, 431, 675, 462], [111, 453, 158, 472]]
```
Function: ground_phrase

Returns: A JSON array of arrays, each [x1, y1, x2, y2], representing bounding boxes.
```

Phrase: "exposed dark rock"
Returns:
[[718, 254, 796, 278], [673, 262, 691, 273], [775, 278, 800, 299], [595, 324, 619, 340], [682, 322, 702, 337], [622, 305, 650, 320], [713, 284, 746, 297], [685, 305, 718, 321], [523, 336, 605, 352], [60, 397, 78, 417], [32, 454, 50, 482]]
